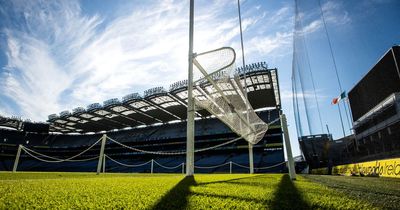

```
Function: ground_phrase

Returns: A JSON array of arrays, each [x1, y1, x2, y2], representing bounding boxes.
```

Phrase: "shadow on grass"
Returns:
[[151, 176, 197, 210], [196, 174, 271, 186], [191, 191, 266, 204], [269, 174, 310, 210], [303, 175, 400, 209]]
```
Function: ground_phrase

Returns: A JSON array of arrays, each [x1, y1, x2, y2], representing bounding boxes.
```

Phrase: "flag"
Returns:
[[332, 91, 346, 105]]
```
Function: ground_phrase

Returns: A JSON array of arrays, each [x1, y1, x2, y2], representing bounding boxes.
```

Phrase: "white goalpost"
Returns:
[[96, 134, 107, 175], [186, 0, 195, 176], [185, 0, 296, 179]]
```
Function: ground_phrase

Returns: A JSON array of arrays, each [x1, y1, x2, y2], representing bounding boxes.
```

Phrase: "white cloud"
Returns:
[[1, 32, 72, 120], [246, 32, 292, 58], [295, 0, 351, 36], [280, 89, 328, 101], [2, 0, 277, 121]]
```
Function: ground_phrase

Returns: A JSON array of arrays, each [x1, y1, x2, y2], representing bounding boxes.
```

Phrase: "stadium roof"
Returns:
[[0, 62, 281, 133]]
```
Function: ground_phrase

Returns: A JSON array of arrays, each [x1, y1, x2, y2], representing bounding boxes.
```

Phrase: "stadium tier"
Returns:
[[0, 63, 285, 173]]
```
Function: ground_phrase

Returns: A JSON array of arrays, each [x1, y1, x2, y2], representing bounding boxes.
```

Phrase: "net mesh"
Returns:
[[193, 47, 269, 144]]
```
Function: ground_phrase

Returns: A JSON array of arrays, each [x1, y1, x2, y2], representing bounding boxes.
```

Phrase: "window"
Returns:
[[80, 114, 94, 119], [91, 117, 102, 121], [130, 101, 148, 109], [67, 116, 80, 121], [95, 110, 110, 116], [111, 106, 128, 112], [151, 96, 174, 104], [121, 110, 136, 115], [160, 102, 180, 108]]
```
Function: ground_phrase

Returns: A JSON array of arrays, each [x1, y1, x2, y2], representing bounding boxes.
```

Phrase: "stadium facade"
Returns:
[[299, 46, 400, 172], [0, 62, 286, 173]]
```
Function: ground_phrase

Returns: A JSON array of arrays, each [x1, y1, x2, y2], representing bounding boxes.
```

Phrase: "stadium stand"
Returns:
[[0, 63, 285, 173]]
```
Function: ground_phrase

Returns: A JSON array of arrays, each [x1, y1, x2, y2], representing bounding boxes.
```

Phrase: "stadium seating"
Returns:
[[0, 110, 284, 173]]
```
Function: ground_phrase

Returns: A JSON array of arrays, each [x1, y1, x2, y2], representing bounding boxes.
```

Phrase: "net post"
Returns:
[[97, 134, 107, 175], [102, 154, 106, 173], [182, 163, 185, 174], [281, 114, 296, 180], [186, 0, 195, 177], [229, 161, 232, 174], [249, 144, 254, 174], [13, 144, 22, 172], [151, 159, 154, 174]]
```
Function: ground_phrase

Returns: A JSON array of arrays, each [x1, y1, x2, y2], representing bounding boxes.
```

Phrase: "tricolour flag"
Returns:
[[332, 91, 346, 105]]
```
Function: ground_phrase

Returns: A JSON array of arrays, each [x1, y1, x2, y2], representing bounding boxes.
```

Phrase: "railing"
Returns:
[[122, 93, 142, 102], [144, 87, 167, 97], [103, 98, 121, 107], [87, 103, 102, 111], [59, 111, 71, 117], [72, 107, 86, 115]]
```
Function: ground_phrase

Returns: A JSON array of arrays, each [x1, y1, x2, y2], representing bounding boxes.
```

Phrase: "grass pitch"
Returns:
[[0, 172, 399, 209]]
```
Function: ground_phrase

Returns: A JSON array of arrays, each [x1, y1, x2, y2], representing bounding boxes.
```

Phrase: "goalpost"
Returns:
[[186, 0, 195, 176], [186, 0, 296, 179]]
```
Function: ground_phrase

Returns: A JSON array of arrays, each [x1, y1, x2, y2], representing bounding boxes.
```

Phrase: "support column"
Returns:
[[102, 154, 106, 173], [13, 144, 22, 172], [151, 159, 154, 174], [186, 0, 195, 177], [97, 134, 107, 175], [281, 114, 296, 180], [249, 144, 254, 174]]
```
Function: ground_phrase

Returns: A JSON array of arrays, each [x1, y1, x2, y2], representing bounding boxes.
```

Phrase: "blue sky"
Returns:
[[0, 0, 398, 156], [293, 0, 400, 141]]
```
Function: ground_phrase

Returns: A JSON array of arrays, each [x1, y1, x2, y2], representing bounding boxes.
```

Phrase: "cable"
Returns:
[[106, 136, 187, 155], [232, 161, 287, 170], [254, 161, 287, 170], [195, 162, 230, 169], [22, 148, 99, 163], [231, 162, 250, 169], [153, 160, 183, 169], [105, 155, 152, 168], [105, 117, 280, 156], [106, 135, 243, 155], [21, 137, 102, 162]]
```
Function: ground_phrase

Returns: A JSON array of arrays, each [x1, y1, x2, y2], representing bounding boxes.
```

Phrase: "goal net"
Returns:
[[193, 47, 269, 144]]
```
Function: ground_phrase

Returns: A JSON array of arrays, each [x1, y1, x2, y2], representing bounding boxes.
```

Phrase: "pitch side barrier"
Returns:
[[311, 158, 400, 178], [12, 135, 287, 174], [12, 118, 291, 175]]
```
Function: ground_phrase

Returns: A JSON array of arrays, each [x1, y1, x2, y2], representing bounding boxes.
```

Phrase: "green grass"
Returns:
[[0, 172, 399, 209]]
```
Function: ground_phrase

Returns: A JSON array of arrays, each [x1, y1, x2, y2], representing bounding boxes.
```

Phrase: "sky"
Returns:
[[292, 0, 400, 141], [0, 0, 399, 157]]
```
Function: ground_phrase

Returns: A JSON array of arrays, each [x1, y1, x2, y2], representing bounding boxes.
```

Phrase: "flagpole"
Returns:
[[342, 100, 352, 134], [325, 124, 330, 136], [344, 98, 354, 134], [337, 103, 346, 137]]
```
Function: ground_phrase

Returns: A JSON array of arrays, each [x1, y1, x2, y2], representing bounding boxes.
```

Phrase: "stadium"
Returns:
[[1, 0, 400, 209], [1, 63, 286, 174]]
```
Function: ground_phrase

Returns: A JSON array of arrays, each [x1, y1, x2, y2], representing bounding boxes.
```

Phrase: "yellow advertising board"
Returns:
[[312, 158, 400, 178]]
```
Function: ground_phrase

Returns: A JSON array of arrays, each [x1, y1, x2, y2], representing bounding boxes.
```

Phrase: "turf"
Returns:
[[0, 172, 398, 209]]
